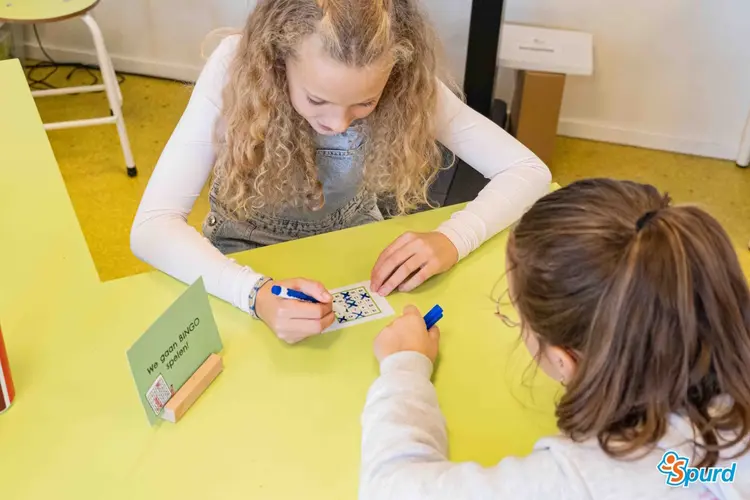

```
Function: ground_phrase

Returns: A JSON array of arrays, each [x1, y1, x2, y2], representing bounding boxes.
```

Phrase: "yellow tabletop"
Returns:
[[0, 0, 98, 23], [0, 58, 558, 499]]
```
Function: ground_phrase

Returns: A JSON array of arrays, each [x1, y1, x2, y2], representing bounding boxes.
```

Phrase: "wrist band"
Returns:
[[248, 276, 273, 320]]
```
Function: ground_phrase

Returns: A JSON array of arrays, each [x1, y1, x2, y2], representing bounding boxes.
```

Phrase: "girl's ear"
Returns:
[[545, 346, 578, 386]]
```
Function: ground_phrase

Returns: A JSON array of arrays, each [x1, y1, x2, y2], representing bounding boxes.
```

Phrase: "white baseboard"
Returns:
[[558, 118, 738, 161], [23, 43, 202, 82]]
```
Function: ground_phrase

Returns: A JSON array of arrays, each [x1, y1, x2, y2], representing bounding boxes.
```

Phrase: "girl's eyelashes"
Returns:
[[307, 96, 376, 107]]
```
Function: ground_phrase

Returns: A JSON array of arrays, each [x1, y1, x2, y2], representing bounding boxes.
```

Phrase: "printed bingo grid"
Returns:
[[333, 286, 382, 324], [325, 281, 394, 332]]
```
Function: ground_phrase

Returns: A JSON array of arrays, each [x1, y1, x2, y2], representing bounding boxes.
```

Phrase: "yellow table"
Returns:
[[0, 58, 558, 499]]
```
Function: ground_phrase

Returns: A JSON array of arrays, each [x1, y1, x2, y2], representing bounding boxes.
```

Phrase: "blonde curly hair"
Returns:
[[215, 0, 448, 217]]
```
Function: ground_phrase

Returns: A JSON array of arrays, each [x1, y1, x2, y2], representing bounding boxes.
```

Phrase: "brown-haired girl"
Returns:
[[361, 178, 750, 498], [131, 0, 550, 344]]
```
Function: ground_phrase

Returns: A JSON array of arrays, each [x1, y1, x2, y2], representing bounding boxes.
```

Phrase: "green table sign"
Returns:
[[127, 278, 223, 425]]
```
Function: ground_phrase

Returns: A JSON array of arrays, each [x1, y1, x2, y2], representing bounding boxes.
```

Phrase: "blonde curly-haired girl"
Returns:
[[132, 0, 551, 343]]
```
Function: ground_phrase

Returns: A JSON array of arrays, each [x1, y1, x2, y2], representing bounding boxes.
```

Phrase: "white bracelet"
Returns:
[[248, 276, 273, 320]]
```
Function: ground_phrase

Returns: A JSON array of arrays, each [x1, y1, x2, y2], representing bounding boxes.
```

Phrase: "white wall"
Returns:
[[22, 0, 750, 160], [499, 0, 750, 160], [24, 0, 472, 83], [24, 0, 255, 81]]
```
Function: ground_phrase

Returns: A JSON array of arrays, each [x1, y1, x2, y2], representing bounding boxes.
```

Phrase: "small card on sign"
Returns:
[[146, 374, 172, 416], [127, 278, 223, 425]]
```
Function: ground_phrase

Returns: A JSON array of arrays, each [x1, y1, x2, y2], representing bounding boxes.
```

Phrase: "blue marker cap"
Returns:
[[271, 285, 319, 303], [423, 305, 443, 330]]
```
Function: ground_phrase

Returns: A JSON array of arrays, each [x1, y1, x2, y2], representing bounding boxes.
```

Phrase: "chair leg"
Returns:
[[81, 13, 136, 177], [104, 49, 123, 106], [112, 54, 123, 107], [737, 110, 750, 168], [95, 40, 122, 106]]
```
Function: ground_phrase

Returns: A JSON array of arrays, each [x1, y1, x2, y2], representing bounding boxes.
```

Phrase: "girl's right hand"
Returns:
[[374, 305, 440, 364], [255, 278, 335, 344]]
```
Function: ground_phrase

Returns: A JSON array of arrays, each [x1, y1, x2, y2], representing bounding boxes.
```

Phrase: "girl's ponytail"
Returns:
[[508, 178, 750, 467]]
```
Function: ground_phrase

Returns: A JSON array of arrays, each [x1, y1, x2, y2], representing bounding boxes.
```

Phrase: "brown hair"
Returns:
[[507, 178, 750, 467], [216, 0, 446, 216]]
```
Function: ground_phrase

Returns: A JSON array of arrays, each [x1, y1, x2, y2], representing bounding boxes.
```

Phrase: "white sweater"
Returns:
[[131, 36, 551, 314], [360, 352, 750, 500]]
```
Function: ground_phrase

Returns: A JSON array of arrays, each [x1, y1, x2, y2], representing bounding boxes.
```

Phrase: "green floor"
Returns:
[[32, 69, 750, 281]]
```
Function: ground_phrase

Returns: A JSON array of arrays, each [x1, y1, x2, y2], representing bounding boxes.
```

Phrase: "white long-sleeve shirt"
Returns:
[[360, 351, 750, 500], [131, 36, 551, 314]]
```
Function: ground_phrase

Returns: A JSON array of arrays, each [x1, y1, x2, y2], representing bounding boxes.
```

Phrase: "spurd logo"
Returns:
[[657, 451, 737, 488]]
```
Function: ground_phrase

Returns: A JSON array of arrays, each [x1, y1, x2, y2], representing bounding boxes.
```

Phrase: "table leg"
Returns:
[[737, 110, 750, 168]]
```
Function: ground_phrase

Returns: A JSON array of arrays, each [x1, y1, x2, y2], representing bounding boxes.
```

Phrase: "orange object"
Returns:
[[161, 353, 223, 423], [0, 324, 15, 413]]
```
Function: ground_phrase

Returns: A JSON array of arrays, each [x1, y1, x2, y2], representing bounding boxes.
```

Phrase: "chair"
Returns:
[[0, 0, 136, 176]]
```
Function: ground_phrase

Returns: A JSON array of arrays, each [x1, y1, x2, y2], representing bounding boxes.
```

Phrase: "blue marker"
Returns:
[[423, 305, 443, 330], [271, 285, 320, 304]]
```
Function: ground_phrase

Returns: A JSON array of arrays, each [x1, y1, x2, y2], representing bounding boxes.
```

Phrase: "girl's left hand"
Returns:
[[370, 231, 458, 296]]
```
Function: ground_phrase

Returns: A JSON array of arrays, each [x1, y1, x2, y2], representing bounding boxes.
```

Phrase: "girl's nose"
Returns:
[[323, 111, 352, 134]]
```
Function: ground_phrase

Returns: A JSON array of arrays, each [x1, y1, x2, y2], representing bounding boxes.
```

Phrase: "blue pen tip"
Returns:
[[271, 285, 281, 295]]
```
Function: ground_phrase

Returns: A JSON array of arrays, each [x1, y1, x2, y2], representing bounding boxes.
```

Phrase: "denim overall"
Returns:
[[202, 126, 383, 254]]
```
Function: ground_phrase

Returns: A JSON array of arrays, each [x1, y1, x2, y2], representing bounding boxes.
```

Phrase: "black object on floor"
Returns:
[[442, 0, 507, 206], [441, 99, 508, 207]]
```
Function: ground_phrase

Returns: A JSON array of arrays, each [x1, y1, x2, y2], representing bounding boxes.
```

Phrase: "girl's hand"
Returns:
[[370, 231, 458, 296], [255, 278, 335, 344], [374, 305, 440, 363]]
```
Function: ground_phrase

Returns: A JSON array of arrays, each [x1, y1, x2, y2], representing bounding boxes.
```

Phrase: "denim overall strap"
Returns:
[[204, 125, 383, 254]]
